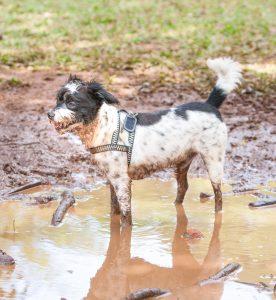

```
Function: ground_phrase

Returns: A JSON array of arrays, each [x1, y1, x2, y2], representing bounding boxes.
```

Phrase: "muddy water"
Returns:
[[0, 178, 275, 300]]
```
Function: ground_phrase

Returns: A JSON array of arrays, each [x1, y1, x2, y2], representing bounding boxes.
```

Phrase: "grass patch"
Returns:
[[0, 76, 29, 88], [0, 0, 275, 91]]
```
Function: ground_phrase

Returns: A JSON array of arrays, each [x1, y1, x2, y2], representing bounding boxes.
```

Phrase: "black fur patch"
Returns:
[[207, 87, 227, 108], [175, 102, 222, 121], [136, 109, 170, 126], [54, 77, 119, 125], [87, 81, 119, 105], [137, 102, 222, 127]]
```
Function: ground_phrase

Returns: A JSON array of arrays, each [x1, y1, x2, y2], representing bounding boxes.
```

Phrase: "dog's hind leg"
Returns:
[[202, 151, 225, 212], [109, 183, 120, 215], [174, 156, 195, 204]]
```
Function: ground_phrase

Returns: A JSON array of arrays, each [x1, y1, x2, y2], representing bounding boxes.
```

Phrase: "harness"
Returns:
[[89, 110, 137, 166]]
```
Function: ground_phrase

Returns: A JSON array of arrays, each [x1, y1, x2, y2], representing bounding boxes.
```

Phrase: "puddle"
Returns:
[[0, 178, 275, 300]]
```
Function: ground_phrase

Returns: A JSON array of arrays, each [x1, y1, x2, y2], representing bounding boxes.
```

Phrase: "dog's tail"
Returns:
[[206, 57, 242, 108]]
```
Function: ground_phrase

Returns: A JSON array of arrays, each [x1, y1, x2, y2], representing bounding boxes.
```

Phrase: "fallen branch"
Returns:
[[248, 198, 276, 208], [51, 191, 75, 226], [232, 187, 258, 194], [8, 181, 44, 195], [198, 262, 242, 286], [123, 288, 169, 300], [0, 142, 40, 147]]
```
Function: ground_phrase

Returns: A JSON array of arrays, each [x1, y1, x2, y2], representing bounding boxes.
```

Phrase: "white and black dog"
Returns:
[[48, 58, 242, 226]]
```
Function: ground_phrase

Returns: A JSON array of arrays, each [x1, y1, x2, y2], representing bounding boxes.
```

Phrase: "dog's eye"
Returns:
[[57, 89, 67, 103], [67, 101, 76, 109]]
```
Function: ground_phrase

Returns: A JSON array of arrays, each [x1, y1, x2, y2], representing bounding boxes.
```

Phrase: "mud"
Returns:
[[0, 68, 275, 194]]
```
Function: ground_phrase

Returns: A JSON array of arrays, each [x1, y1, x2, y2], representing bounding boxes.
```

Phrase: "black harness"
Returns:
[[89, 110, 137, 166]]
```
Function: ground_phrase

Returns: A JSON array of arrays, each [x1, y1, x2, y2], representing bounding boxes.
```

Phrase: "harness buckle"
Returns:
[[123, 113, 137, 133]]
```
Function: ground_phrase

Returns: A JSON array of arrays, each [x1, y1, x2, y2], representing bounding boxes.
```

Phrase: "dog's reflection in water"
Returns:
[[85, 206, 223, 300]]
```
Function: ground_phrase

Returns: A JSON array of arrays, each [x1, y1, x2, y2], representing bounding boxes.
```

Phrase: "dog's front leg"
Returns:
[[109, 177, 132, 227], [109, 183, 120, 215]]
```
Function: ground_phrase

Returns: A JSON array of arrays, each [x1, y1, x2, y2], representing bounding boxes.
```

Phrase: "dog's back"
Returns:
[[129, 58, 241, 181]]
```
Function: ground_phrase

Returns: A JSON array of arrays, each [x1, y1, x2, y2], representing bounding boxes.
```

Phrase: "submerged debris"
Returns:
[[0, 250, 15, 265], [198, 262, 242, 286], [32, 195, 57, 204], [200, 192, 212, 198], [123, 288, 169, 300], [200, 192, 212, 203], [51, 191, 75, 226]]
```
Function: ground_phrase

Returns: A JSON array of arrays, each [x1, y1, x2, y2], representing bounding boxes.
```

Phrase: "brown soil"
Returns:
[[0, 68, 275, 195]]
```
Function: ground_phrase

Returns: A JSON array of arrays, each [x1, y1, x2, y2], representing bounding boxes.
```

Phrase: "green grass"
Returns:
[[0, 0, 275, 89]]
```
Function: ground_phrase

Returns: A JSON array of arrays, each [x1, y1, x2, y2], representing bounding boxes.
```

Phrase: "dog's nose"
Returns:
[[47, 110, 55, 120]]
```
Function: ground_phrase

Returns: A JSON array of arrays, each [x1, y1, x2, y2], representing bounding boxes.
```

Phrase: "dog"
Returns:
[[48, 57, 242, 226]]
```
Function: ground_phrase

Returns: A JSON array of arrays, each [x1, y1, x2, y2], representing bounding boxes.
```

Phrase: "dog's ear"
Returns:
[[87, 81, 119, 104], [67, 74, 82, 82]]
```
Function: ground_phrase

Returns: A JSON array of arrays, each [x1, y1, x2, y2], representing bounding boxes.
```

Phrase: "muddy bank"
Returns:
[[0, 68, 275, 194]]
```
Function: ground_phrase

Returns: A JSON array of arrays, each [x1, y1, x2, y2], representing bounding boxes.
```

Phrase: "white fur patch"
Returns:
[[54, 104, 75, 123], [131, 110, 227, 180], [207, 57, 242, 94], [65, 82, 81, 94]]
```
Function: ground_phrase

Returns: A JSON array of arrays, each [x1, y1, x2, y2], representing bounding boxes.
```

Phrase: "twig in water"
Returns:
[[51, 191, 75, 226], [123, 288, 169, 300], [248, 198, 276, 208], [8, 181, 44, 195], [198, 262, 242, 286]]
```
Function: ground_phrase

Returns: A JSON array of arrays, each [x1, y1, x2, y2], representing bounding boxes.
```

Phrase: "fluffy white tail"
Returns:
[[207, 57, 242, 94]]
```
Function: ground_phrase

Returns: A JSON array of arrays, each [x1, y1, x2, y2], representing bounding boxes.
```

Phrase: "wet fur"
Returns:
[[48, 58, 242, 226]]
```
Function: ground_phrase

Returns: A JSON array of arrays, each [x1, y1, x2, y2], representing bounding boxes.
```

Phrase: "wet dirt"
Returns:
[[0, 68, 275, 195], [0, 178, 275, 300]]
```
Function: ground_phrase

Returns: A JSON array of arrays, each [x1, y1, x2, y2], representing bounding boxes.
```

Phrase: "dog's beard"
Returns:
[[50, 107, 82, 134]]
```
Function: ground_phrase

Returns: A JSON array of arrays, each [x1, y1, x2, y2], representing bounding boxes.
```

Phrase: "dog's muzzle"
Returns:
[[47, 110, 55, 120]]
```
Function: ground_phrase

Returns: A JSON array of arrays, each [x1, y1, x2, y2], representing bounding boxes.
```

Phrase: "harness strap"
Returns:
[[89, 144, 129, 154], [89, 110, 137, 166]]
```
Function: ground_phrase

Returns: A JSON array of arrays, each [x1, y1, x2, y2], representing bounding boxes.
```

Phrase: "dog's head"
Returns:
[[47, 75, 119, 133]]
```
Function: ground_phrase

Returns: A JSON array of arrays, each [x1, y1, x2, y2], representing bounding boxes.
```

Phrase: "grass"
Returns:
[[0, 0, 275, 92]]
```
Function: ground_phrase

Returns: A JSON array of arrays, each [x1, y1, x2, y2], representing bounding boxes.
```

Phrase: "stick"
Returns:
[[198, 262, 242, 286], [51, 192, 75, 226], [123, 288, 169, 300], [199, 187, 258, 201], [8, 181, 44, 195], [0, 142, 40, 147], [248, 198, 276, 208]]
